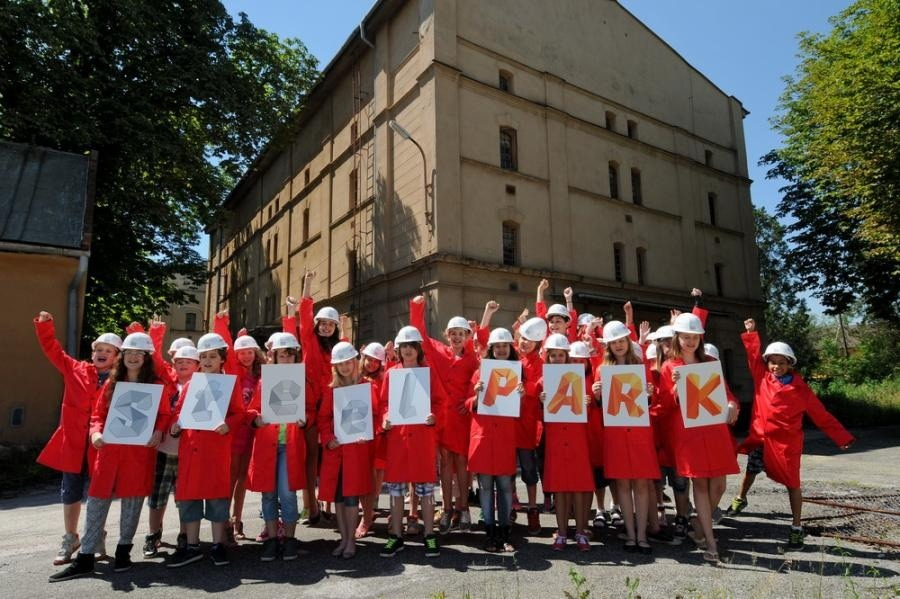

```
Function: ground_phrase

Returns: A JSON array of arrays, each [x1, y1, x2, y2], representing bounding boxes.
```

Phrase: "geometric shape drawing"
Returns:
[[102, 382, 164, 445], [387, 367, 430, 425], [675, 361, 729, 429], [477, 359, 522, 418], [333, 383, 374, 444], [542, 364, 588, 423], [261, 364, 306, 424], [600, 364, 650, 427], [178, 373, 236, 431]]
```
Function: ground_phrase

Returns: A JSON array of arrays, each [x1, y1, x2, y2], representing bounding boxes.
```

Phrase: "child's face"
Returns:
[[492, 342, 512, 360], [518, 338, 536, 355], [678, 333, 701, 355], [609, 337, 630, 358], [398, 343, 419, 364], [199, 350, 224, 373], [317, 319, 336, 337], [92, 344, 118, 371], [767, 355, 792, 378], [657, 338, 673, 357], [547, 315, 567, 334], [546, 349, 568, 364], [335, 360, 355, 378], [236, 348, 256, 367], [363, 356, 381, 374], [122, 349, 147, 372], [173, 358, 199, 379], [445, 327, 470, 350], [273, 349, 297, 364]]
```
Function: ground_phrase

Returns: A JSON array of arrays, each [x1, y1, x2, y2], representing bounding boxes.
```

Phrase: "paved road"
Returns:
[[1, 427, 897, 598]]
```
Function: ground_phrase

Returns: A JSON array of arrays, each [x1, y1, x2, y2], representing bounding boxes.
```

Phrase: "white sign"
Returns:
[[178, 373, 237, 430], [477, 359, 521, 418], [261, 364, 306, 424], [333, 383, 374, 444], [102, 382, 165, 445], [387, 367, 430, 425], [600, 365, 650, 427], [542, 364, 587, 423], [675, 361, 728, 429]]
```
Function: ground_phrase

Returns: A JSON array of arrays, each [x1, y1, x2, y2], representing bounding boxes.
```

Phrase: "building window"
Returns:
[[714, 263, 724, 296], [627, 119, 638, 139], [351, 122, 358, 145], [605, 111, 616, 131], [613, 243, 624, 282], [222, 273, 228, 297], [500, 128, 517, 171], [499, 70, 513, 92], [266, 237, 271, 265], [304, 168, 310, 186], [502, 221, 519, 266], [636, 247, 647, 285], [705, 149, 713, 167], [273, 232, 278, 262], [631, 168, 642, 205], [349, 168, 358, 210], [348, 249, 358, 288], [302, 207, 310, 242], [185, 312, 197, 331], [9, 406, 24, 427], [608, 162, 619, 200], [708, 192, 717, 226]]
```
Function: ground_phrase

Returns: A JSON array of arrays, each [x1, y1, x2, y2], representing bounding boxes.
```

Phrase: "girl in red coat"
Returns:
[[538, 334, 594, 552], [35, 311, 121, 566], [318, 342, 375, 558], [49, 333, 173, 582], [467, 327, 523, 553], [245, 332, 307, 562], [357, 341, 387, 538], [166, 332, 246, 568], [738, 318, 854, 548], [657, 313, 739, 563], [515, 316, 548, 535]]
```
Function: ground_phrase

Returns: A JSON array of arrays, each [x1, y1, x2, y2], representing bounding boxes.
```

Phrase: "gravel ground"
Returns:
[[0, 426, 897, 598]]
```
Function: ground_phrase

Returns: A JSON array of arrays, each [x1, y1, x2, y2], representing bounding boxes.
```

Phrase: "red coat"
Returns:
[[87, 377, 174, 499], [516, 350, 543, 449], [317, 386, 375, 500], [299, 296, 333, 425], [215, 313, 258, 455], [596, 362, 659, 479], [658, 358, 739, 479], [245, 384, 307, 493], [537, 377, 594, 492], [738, 332, 854, 488], [379, 364, 438, 483], [648, 368, 676, 468], [411, 299, 478, 455], [364, 372, 387, 469], [465, 372, 517, 476], [34, 318, 103, 475], [171, 376, 246, 500]]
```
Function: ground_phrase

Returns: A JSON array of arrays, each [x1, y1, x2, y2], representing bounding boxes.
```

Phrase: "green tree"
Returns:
[[761, 0, 900, 324], [0, 0, 318, 348], [753, 206, 818, 375]]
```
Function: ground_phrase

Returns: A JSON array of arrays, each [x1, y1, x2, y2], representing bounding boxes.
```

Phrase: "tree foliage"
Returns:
[[0, 0, 318, 350], [761, 0, 900, 323]]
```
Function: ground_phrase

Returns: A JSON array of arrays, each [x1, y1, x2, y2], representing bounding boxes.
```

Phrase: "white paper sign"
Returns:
[[600, 365, 650, 427], [334, 383, 374, 443], [675, 361, 728, 429], [178, 373, 237, 431], [102, 382, 165, 445], [261, 364, 306, 424], [542, 364, 587, 423], [477, 359, 522, 418], [387, 367, 430, 425]]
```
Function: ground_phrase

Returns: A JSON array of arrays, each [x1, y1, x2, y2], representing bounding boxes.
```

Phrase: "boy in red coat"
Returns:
[[738, 319, 854, 548]]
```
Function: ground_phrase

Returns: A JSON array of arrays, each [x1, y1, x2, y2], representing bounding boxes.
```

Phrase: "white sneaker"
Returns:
[[459, 510, 472, 532], [53, 533, 80, 565]]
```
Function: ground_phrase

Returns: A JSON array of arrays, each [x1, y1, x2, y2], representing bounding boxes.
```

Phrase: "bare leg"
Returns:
[[421, 495, 435, 535], [230, 453, 250, 524], [185, 521, 202, 545], [554, 492, 571, 538], [739, 472, 758, 500], [332, 505, 348, 555], [439, 448, 454, 513], [304, 425, 320, 518], [633, 479, 650, 543], [454, 452, 469, 510], [64, 502, 81, 536], [343, 504, 358, 555], [574, 492, 590, 534], [389, 495, 403, 536], [691, 478, 717, 555], [211, 521, 226, 544], [788, 487, 803, 527], [616, 482, 636, 542]]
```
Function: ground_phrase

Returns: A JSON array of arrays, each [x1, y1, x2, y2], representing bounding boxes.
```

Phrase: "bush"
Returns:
[[0, 444, 57, 497], [810, 376, 900, 427]]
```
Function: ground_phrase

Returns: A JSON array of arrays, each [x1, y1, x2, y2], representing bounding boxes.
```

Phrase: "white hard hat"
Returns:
[[446, 316, 471, 332], [314, 306, 340, 324], [487, 328, 514, 346], [331, 341, 359, 364], [672, 313, 705, 335], [167, 337, 195, 355], [234, 335, 260, 351], [520, 317, 548, 342], [704, 343, 720, 360], [265, 332, 280, 350], [361, 342, 386, 362], [197, 332, 228, 352], [577, 313, 595, 327], [543, 333, 571, 351], [645, 343, 658, 361], [546, 304, 570, 321], [650, 325, 674, 341], [569, 341, 592, 359], [602, 320, 631, 343], [394, 325, 423, 345], [92, 332, 123, 351], [173, 346, 200, 361], [270, 332, 300, 351], [763, 342, 797, 365], [121, 332, 154, 353]]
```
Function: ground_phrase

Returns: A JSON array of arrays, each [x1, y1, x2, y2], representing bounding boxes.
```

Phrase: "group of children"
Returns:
[[37, 275, 854, 581]]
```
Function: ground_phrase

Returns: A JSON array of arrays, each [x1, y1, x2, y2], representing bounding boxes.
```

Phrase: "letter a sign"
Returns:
[[542, 364, 587, 423], [599, 365, 649, 427], [477, 359, 522, 417], [674, 361, 728, 428]]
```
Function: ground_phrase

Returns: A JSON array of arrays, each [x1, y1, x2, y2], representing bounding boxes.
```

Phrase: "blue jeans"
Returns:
[[61, 471, 89, 505], [478, 474, 513, 527], [261, 444, 299, 524]]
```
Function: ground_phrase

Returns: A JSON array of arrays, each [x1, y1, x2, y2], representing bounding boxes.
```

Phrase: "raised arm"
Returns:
[[740, 318, 767, 385]]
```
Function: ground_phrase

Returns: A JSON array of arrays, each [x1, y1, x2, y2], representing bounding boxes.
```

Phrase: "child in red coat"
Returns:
[[357, 342, 387, 538], [738, 318, 854, 548]]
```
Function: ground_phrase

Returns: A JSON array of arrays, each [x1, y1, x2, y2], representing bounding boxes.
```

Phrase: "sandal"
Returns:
[[703, 550, 719, 563], [687, 530, 707, 550]]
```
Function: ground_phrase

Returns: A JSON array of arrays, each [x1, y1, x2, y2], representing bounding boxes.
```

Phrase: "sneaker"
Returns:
[[438, 510, 453, 534], [143, 531, 161, 557], [592, 511, 607, 528], [575, 533, 590, 552], [787, 527, 806, 549], [167, 545, 203, 568], [282, 537, 300, 561], [380, 534, 405, 557], [527, 507, 541, 535], [256, 526, 270, 542], [176, 532, 188, 551], [673, 516, 689, 539], [610, 506, 624, 526], [712, 507, 724, 525], [726, 496, 748, 517], [405, 516, 423, 536], [113, 543, 133, 572], [260, 538, 279, 562], [459, 510, 472, 532], [210, 542, 229, 566], [424, 534, 440, 558], [49, 552, 94, 582], [551, 535, 567, 551], [647, 528, 681, 546], [54, 533, 81, 566]]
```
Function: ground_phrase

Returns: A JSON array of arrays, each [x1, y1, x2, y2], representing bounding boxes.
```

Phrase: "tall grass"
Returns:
[[810, 376, 900, 427]]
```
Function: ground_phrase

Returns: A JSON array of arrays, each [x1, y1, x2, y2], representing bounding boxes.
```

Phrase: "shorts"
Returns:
[[746, 447, 765, 475], [593, 467, 609, 489], [177, 498, 230, 523], [386, 482, 434, 498], [61, 471, 89, 505], [658, 466, 688, 493], [147, 453, 178, 510]]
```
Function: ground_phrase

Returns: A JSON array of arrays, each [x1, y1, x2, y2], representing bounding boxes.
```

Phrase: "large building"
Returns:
[[207, 0, 763, 397]]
